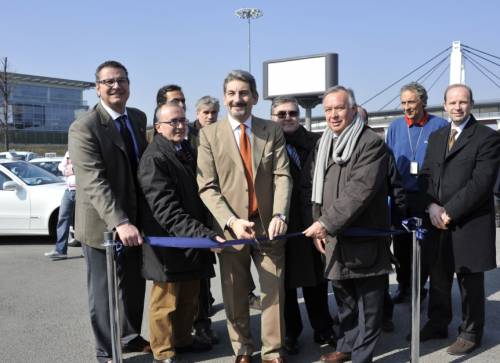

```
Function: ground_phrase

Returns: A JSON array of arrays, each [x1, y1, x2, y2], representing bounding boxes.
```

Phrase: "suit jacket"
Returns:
[[303, 126, 392, 280], [418, 116, 500, 273], [197, 116, 292, 245], [69, 102, 147, 248], [138, 134, 214, 282]]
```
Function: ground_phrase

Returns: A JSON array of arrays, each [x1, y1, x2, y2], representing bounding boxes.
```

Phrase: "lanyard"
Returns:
[[407, 125, 424, 161]]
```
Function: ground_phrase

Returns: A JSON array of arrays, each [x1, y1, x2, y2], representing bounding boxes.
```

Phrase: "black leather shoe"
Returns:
[[194, 326, 219, 345], [283, 336, 299, 354], [176, 335, 212, 353], [406, 324, 448, 341], [391, 287, 410, 304], [122, 336, 152, 353], [314, 329, 336, 347]]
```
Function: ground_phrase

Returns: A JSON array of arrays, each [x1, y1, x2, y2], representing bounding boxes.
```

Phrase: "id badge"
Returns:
[[410, 161, 419, 175]]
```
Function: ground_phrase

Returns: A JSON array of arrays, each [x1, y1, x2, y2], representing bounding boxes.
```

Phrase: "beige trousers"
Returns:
[[148, 280, 199, 360], [219, 220, 285, 360]]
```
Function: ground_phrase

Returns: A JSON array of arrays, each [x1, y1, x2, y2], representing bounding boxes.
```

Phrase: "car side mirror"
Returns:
[[3, 180, 20, 191]]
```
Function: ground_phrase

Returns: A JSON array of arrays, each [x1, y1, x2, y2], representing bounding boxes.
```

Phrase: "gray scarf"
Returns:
[[311, 114, 364, 205]]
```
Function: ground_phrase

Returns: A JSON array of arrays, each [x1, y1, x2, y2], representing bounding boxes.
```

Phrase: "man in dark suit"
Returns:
[[69, 60, 149, 363], [418, 84, 500, 355], [270, 96, 335, 354], [138, 102, 222, 363], [304, 86, 392, 363]]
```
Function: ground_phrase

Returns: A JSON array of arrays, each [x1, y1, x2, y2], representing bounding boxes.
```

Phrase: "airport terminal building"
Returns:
[[2, 72, 94, 132]]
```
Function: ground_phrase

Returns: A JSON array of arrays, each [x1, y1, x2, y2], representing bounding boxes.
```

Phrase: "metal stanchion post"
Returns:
[[103, 231, 123, 363], [403, 217, 423, 363]]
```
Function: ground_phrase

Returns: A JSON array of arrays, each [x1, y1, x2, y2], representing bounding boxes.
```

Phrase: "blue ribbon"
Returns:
[[144, 218, 429, 249], [146, 231, 304, 249]]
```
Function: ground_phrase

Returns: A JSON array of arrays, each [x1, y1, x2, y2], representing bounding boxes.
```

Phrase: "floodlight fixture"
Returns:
[[235, 8, 264, 73]]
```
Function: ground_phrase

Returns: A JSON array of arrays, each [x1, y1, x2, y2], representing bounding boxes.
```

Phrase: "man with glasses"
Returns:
[[138, 102, 222, 363], [270, 96, 335, 354], [69, 60, 149, 363], [197, 70, 292, 363]]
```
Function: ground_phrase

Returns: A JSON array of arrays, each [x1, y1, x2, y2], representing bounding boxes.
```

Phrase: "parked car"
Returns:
[[0, 159, 66, 238], [30, 156, 65, 177], [0, 150, 40, 161]]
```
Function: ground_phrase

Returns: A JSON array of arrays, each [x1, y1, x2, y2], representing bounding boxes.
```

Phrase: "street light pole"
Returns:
[[235, 8, 263, 73]]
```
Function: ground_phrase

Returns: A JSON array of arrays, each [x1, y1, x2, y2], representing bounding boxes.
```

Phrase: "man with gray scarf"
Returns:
[[303, 86, 392, 363]]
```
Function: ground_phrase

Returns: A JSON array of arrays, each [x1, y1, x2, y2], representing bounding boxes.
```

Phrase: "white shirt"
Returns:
[[228, 114, 253, 148], [58, 151, 76, 190], [450, 115, 471, 141], [100, 99, 128, 120]]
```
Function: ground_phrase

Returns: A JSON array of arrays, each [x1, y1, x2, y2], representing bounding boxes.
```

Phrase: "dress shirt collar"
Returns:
[[100, 99, 128, 120], [404, 112, 429, 127], [451, 115, 471, 138], [228, 114, 252, 131]]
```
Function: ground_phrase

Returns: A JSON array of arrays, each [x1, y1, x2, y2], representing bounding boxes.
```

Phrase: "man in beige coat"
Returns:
[[197, 70, 292, 363]]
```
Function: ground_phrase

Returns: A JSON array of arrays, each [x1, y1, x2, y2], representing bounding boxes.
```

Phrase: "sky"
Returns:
[[2, 0, 500, 125]]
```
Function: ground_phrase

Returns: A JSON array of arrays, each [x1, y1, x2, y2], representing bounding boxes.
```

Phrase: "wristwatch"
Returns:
[[273, 213, 286, 222]]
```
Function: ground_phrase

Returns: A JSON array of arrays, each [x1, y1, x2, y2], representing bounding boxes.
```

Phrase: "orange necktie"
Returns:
[[239, 124, 258, 216]]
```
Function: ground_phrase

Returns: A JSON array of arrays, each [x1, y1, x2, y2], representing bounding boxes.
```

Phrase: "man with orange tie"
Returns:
[[197, 70, 292, 363]]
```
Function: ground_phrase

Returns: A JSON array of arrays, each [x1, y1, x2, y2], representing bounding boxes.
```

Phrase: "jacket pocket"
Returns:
[[339, 237, 379, 269]]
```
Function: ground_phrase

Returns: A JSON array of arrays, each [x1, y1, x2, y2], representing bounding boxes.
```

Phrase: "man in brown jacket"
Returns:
[[69, 60, 149, 362], [304, 86, 392, 363]]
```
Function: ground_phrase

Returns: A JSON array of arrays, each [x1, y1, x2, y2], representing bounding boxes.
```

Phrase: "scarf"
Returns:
[[311, 113, 364, 205]]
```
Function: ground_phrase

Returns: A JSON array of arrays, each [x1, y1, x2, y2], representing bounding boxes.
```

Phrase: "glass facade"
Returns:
[[3, 74, 93, 131]]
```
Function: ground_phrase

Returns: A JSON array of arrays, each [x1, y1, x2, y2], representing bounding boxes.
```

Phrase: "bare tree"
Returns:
[[0, 57, 12, 151]]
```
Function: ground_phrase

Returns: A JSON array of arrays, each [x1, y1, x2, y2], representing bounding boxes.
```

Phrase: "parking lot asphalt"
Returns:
[[1, 230, 499, 363]]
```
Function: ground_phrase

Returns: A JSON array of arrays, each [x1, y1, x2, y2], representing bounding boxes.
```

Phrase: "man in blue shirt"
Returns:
[[386, 82, 448, 303]]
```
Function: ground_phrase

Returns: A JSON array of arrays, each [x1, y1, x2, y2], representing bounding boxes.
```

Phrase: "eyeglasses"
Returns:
[[272, 110, 299, 119], [97, 77, 129, 87], [156, 118, 189, 127]]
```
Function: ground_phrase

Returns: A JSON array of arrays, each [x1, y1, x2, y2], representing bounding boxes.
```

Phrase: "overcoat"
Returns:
[[418, 116, 500, 273], [138, 135, 215, 282], [284, 126, 324, 288], [304, 126, 392, 280]]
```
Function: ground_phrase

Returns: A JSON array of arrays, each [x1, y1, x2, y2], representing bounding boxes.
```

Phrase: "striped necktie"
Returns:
[[448, 129, 458, 151], [286, 144, 301, 169]]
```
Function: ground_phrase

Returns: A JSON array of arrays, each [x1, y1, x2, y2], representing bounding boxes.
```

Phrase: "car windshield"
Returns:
[[2, 161, 62, 185], [31, 161, 63, 176]]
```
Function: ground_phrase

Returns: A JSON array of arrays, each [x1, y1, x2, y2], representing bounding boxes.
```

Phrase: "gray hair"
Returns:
[[444, 83, 474, 104], [195, 95, 220, 112], [154, 101, 184, 123], [323, 86, 356, 108], [223, 70, 258, 98], [270, 96, 299, 114], [400, 82, 428, 107]]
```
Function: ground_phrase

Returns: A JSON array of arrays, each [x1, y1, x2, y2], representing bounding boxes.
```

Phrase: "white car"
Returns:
[[0, 151, 40, 161], [0, 159, 66, 237], [30, 156, 65, 177]]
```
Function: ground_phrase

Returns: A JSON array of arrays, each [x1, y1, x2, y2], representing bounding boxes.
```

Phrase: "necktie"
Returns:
[[239, 124, 258, 216], [118, 115, 137, 174], [448, 129, 458, 151], [286, 144, 301, 169]]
